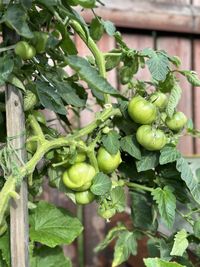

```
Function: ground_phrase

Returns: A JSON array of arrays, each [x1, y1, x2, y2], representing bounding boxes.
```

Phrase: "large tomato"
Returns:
[[97, 147, 122, 174], [128, 95, 157, 124], [150, 92, 168, 110], [62, 162, 95, 191], [15, 41, 36, 60], [136, 125, 167, 151], [165, 111, 187, 131]]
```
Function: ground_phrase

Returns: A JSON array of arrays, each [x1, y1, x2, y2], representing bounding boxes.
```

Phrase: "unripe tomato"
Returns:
[[165, 111, 187, 132], [98, 208, 116, 220], [75, 190, 95, 205], [150, 92, 168, 110], [136, 125, 167, 151], [128, 95, 157, 124], [97, 147, 122, 174], [62, 162, 95, 191], [15, 41, 36, 60], [32, 31, 49, 53], [32, 110, 46, 125]]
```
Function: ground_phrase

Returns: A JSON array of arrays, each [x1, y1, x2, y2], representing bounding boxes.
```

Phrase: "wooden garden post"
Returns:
[[4, 29, 29, 267]]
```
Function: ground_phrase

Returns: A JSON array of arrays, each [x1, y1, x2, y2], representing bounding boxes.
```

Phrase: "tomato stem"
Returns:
[[126, 181, 153, 192], [0, 44, 16, 53]]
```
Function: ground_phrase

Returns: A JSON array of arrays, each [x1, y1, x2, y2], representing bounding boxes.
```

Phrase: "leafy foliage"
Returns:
[[30, 201, 83, 247]]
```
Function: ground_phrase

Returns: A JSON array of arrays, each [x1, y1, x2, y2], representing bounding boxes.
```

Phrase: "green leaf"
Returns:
[[30, 246, 72, 267], [103, 20, 116, 36], [144, 258, 186, 267], [136, 151, 159, 172], [193, 221, 200, 239], [0, 231, 10, 266], [112, 231, 137, 267], [37, 0, 58, 7], [130, 191, 156, 231], [0, 56, 14, 86], [36, 81, 66, 115], [166, 83, 182, 118], [159, 145, 181, 165], [120, 135, 141, 160], [90, 172, 112, 196], [30, 201, 83, 247], [105, 54, 121, 71], [90, 17, 104, 41], [60, 34, 78, 55], [102, 131, 120, 155], [54, 81, 87, 108], [3, 5, 33, 38], [147, 51, 170, 81], [111, 187, 126, 212], [169, 56, 181, 67], [20, 0, 32, 9], [66, 55, 120, 96], [170, 229, 188, 257], [7, 74, 25, 91], [152, 186, 176, 228], [176, 157, 200, 204], [94, 224, 126, 252], [180, 70, 200, 86]]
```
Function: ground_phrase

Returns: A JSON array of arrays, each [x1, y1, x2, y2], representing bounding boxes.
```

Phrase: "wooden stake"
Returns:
[[4, 29, 29, 267]]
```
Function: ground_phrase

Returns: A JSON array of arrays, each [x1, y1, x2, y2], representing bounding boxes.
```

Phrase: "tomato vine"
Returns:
[[0, 1, 200, 267]]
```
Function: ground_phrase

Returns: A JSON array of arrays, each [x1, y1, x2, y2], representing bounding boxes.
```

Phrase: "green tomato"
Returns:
[[150, 92, 168, 110], [128, 95, 157, 124], [165, 111, 187, 132], [62, 162, 95, 191], [97, 147, 122, 174], [98, 208, 116, 220], [32, 31, 49, 53], [136, 125, 167, 151], [32, 110, 46, 125], [75, 190, 95, 205], [15, 41, 36, 60]]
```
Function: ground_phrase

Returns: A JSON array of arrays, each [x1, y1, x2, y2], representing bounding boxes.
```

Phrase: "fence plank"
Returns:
[[157, 37, 193, 154], [193, 40, 200, 153], [3, 29, 29, 267], [81, 0, 200, 34]]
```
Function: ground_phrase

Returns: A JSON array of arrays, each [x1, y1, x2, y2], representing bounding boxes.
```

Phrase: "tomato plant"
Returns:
[[0, 1, 200, 267]]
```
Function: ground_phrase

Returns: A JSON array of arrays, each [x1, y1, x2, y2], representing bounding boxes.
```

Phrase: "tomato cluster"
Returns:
[[14, 31, 49, 60], [60, 146, 122, 205], [128, 92, 187, 151]]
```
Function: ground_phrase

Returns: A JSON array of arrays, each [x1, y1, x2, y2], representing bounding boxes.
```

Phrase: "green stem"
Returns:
[[126, 181, 154, 192], [0, 44, 16, 53], [0, 107, 121, 226], [54, 9, 109, 104]]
